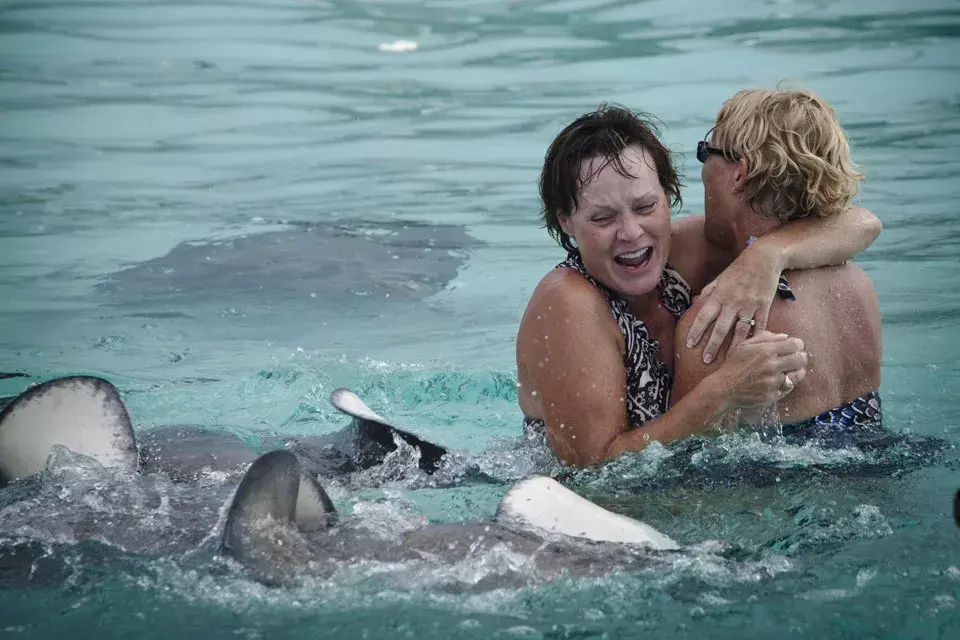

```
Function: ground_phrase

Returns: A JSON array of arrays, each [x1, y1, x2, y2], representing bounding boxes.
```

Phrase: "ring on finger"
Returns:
[[737, 315, 756, 327]]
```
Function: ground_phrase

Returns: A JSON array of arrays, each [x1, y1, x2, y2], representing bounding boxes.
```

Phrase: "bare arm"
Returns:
[[753, 204, 882, 271], [606, 332, 806, 459], [673, 297, 808, 411], [603, 376, 732, 461], [517, 274, 632, 467], [683, 205, 882, 362]]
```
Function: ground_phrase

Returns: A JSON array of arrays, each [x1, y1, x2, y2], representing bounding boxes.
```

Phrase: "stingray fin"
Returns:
[[495, 476, 680, 551], [330, 388, 447, 473], [0, 376, 138, 484], [221, 450, 337, 573]]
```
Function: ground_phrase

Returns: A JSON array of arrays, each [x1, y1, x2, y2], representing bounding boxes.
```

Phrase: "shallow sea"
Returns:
[[0, 0, 958, 637]]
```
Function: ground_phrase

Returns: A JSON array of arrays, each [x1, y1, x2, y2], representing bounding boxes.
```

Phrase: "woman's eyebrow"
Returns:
[[587, 205, 618, 216], [631, 195, 658, 207]]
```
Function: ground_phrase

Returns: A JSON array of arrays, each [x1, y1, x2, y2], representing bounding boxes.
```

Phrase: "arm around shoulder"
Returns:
[[764, 205, 883, 272]]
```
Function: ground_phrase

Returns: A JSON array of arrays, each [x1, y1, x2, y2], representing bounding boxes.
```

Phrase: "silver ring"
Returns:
[[737, 316, 756, 327]]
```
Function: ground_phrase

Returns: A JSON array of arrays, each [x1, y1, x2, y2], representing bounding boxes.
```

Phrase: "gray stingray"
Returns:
[[0, 376, 452, 488], [220, 449, 678, 588], [94, 220, 482, 308]]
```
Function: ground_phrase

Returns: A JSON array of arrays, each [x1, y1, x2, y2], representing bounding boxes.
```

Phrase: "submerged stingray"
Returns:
[[0, 445, 680, 591], [95, 221, 482, 308]]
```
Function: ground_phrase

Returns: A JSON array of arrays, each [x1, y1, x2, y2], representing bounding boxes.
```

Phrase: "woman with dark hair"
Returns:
[[516, 104, 881, 468]]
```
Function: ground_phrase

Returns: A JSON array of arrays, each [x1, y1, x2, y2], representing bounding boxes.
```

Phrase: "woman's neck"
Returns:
[[731, 209, 782, 257], [626, 288, 661, 319]]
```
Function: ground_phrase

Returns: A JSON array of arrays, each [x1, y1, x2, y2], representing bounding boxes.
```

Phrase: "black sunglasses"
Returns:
[[696, 140, 740, 164]]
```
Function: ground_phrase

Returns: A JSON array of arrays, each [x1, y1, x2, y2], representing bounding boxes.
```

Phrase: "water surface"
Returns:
[[1, 0, 958, 637]]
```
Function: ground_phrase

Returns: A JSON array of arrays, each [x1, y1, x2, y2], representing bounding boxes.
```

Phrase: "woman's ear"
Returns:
[[732, 157, 750, 192], [557, 211, 573, 237]]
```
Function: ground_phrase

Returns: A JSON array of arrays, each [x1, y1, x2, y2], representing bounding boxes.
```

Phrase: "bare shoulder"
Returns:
[[777, 263, 877, 306], [518, 267, 616, 342], [517, 266, 624, 389], [516, 264, 627, 441], [840, 262, 878, 295], [767, 263, 880, 336]]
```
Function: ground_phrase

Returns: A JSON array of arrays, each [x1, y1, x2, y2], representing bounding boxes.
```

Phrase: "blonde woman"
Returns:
[[673, 88, 881, 441]]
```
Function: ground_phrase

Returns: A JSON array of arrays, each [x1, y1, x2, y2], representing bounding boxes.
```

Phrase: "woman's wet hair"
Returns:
[[711, 86, 864, 222], [539, 104, 682, 252]]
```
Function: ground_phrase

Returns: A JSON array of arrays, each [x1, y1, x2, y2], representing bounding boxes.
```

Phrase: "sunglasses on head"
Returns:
[[696, 140, 740, 164]]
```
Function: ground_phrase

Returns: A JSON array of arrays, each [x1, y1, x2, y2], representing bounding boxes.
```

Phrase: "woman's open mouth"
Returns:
[[614, 247, 652, 271]]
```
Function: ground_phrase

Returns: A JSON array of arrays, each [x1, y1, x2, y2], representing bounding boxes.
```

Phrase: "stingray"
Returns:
[[0, 376, 681, 592], [94, 220, 482, 309]]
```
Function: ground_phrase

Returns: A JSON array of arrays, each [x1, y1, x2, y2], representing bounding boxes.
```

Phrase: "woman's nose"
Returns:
[[616, 216, 644, 242]]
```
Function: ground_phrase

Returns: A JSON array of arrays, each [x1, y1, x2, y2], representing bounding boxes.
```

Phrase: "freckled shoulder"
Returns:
[[517, 266, 623, 372], [521, 267, 615, 330]]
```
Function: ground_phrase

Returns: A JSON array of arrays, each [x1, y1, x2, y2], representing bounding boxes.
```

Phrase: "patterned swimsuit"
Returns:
[[523, 250, 693, 435]]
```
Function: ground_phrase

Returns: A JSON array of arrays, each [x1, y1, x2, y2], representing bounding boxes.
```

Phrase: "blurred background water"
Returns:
[[0, 0, 958, 638]]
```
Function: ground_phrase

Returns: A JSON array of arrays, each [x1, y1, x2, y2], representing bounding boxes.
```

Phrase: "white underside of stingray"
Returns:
[[331, 387, 678, 550], [498, 476, 679, 550], [0, 376, 138, 482]]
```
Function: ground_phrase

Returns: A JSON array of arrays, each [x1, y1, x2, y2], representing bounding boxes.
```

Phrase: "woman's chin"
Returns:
[[609, 260, 662, 297], [607, 274, 659, 298]]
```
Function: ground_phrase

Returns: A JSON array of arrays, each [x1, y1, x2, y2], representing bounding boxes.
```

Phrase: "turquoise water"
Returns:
[[1, 0, 959, 637]]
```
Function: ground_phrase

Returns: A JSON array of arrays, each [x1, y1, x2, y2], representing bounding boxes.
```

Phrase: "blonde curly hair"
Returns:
[[711, 86, 864, 222]]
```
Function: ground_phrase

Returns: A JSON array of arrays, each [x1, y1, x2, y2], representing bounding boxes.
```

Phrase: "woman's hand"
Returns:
[[684, 241, 784, 364], [709, 331, 808, 408]]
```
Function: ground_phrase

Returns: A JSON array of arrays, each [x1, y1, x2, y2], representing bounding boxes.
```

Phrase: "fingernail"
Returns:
[[703, 353, 713, 364], [686, 339, 694, 348]]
